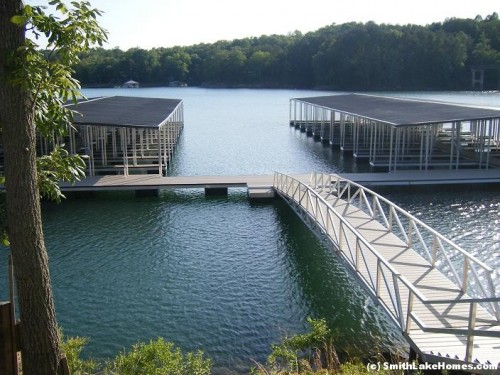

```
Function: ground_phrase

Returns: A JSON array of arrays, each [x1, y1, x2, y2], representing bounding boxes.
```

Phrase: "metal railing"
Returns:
[[310, 172, 499, 321], [273, 172, 500, 363]]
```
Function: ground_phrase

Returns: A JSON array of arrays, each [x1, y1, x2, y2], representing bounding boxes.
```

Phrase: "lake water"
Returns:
[[1, 88, 498, 373]]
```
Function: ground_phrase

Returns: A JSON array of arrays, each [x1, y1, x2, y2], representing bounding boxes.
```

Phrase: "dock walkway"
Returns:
[[58, 169, 500, 194], [274, 172, 499, 373]]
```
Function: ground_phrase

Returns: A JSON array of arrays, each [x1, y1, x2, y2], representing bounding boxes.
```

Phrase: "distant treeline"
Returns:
[[75, 13, 500, 91]]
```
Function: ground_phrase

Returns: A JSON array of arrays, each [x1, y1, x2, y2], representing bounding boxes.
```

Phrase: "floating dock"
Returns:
[[61, 96, 183, 177], [290, 94, 500, 172], [58, 169, 500, 197]]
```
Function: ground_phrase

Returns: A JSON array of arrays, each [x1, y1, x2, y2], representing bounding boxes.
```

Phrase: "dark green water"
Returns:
[[1, 89, 498, 374]]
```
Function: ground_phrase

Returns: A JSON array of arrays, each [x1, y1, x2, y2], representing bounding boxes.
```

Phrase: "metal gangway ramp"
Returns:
[[273, 172, 500, 373]]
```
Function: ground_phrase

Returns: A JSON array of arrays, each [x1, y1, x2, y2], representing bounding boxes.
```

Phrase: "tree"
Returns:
[[0, 1, 106, 373]]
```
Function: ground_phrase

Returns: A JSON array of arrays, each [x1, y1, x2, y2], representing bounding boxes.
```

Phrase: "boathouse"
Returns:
[[37, 96, 184, 176], [290, 94, 500, 171], [123, 79, 139, 88]]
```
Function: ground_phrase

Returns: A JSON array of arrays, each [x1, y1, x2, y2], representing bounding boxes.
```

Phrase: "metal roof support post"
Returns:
[[131, 129, 137, 167], [164, 121, 169, 167], [353, 117, 359, 155], [86, 126, 95, 177], [139, 129, 144, 158], [486, 120, 492, 169], [425, 126, 430, 170], [165, 122, 169, 165], [369, 121, 374, 165], [374, 122, 379, 166], [456, 122, 461, 170], [102, 127, 107, 167], [389, 127, 395, 172], [299, 101, 303, 128], [165, 124, 169, 169], [69, 126, 76, 154], [91, 126, 96, 176], [321, 108, 326, 140], [478, 120, 484, 168], [158, 126, 163, 176], [449, 122, 455, 169], [120, 127, 128, 177], [329, 111, 334, 145], [111, 128, 117, 158], [293, 100, 297, 126], [353, 119, 359, 155], [419, 128, 424, 170], [304, 103, 308, 131], [381, 123, 386, 154], [294, 100, 297, 126]]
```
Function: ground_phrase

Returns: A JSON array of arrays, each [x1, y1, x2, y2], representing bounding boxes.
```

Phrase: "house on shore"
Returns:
[[123, 80, 139, 88]]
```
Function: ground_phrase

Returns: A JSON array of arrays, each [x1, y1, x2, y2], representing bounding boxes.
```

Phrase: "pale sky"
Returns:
[[29, 0, 500, 49]]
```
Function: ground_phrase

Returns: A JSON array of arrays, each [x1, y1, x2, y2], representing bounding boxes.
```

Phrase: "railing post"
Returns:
[[355, 238, 360, 272], [432, 236, 438, 267], [388, 207, 393, 232], [339, 222, 344, 251], [376, 259, 381, 300], [405, 289, 414, 334], [331, 176, 338, 196], [465, 302, 477, 362], [325, 207, 331, 235], [393, 274, 405, 329], [407, 219, 413, 248], [461, 258, 469, 293]]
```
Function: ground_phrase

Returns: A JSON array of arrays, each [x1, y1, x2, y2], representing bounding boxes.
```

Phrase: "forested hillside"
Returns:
[[75, 13, 500, 90]]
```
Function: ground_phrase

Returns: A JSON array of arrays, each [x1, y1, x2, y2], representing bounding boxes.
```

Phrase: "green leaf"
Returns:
[[10, 15, 28, 26], [1, 235, 10, 248]]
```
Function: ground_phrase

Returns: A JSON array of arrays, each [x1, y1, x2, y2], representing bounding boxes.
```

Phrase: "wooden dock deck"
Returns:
[[58, 169, 500, 195], [59, 174, 310, 199], [341, 169, 500, 187], [274, 172, 499, 373]]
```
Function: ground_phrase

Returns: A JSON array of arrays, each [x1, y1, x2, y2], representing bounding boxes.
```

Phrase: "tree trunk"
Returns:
[[0, 1, 63, 374]]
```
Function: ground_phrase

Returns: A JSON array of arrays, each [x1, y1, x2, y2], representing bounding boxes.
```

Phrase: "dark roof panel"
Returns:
[[293, 94, 500, 126], [66, 96, 182, 128]]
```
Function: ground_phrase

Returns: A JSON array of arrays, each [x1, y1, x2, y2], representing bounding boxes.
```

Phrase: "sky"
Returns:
[[29, 0, 500, 50]]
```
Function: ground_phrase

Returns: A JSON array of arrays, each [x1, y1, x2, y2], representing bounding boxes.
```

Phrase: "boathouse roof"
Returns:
[[66, 96, 182, 128], [293, 93, 500, 126]]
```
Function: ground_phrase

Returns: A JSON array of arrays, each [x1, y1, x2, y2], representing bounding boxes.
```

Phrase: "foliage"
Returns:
[[108, 338, 212, 375], [59, 329, 98, 374], [37, 145, 87, 202], [251, 318, 407, 375], [0, 189, 8, 247], [263, 318, 340, 374], [74, 13, 500, 90], [8, 0, 107, 198], [0, 1, 105, 371]]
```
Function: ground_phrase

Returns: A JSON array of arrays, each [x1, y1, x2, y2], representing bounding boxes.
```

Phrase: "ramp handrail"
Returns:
[[273, 172, 500, 364], [309, 172, 499, 321]]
